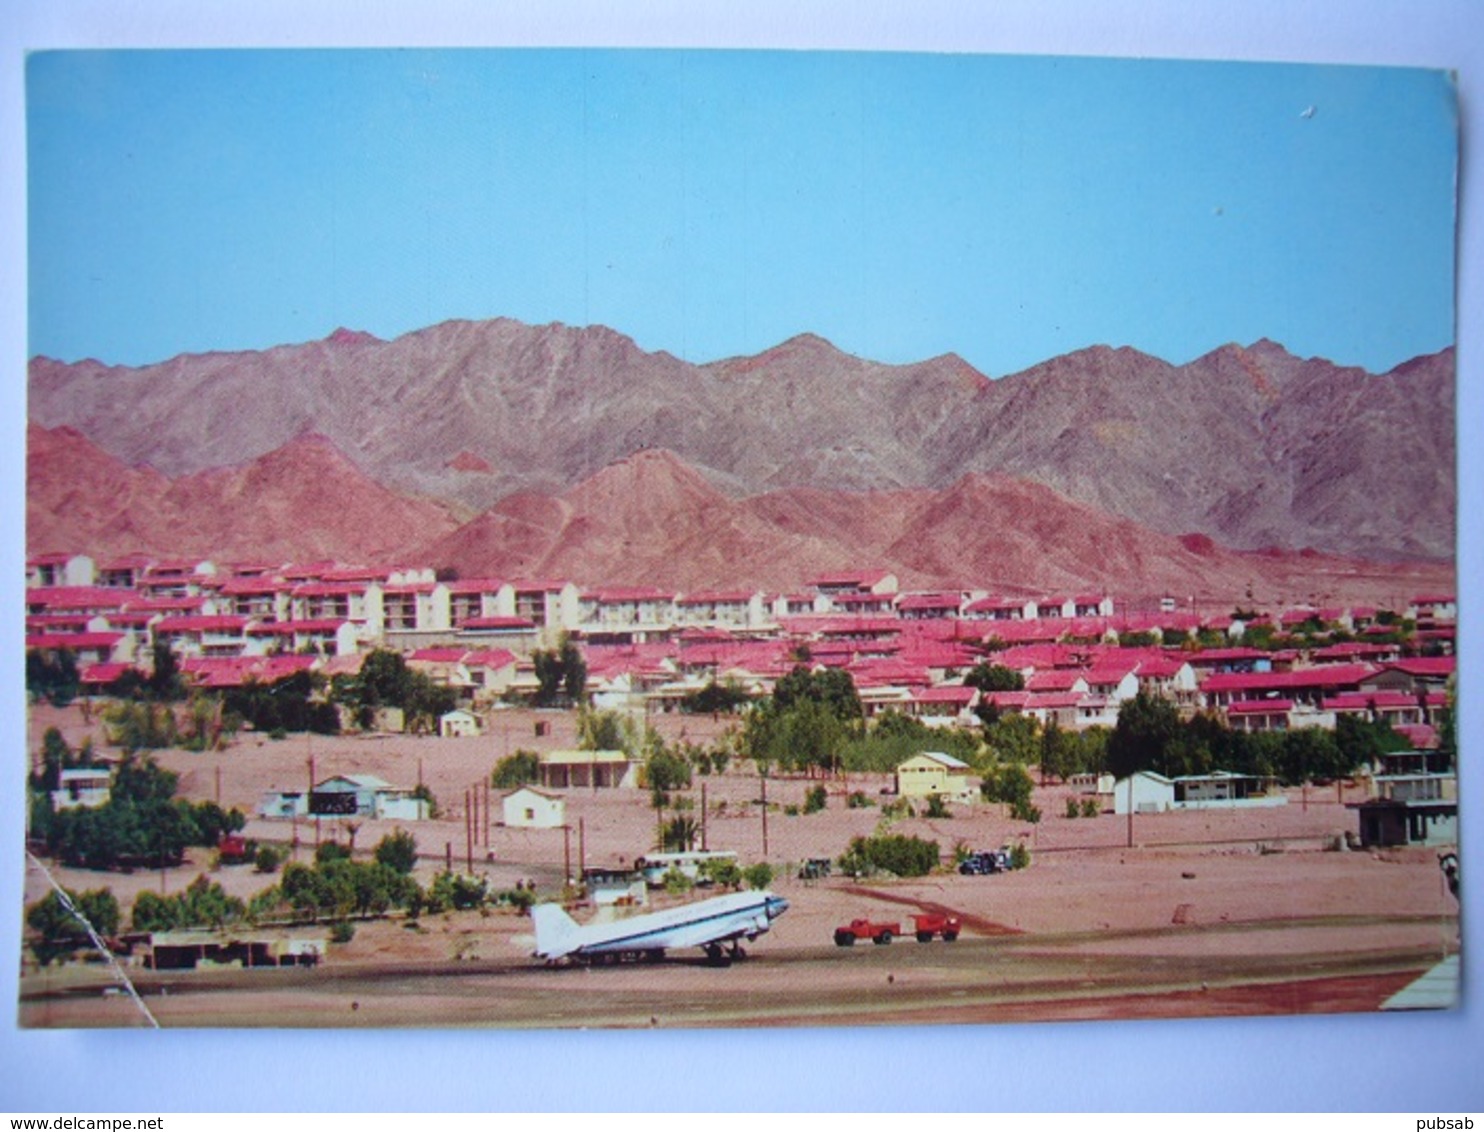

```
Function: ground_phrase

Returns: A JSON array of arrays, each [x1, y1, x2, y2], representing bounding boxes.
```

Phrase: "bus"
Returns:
[[634, 850, 739, 888]]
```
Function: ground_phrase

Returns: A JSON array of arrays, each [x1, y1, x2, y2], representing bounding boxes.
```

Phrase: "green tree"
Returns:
[[839, 834, 939, 878], [405, 671, 458, 734], [26, 887, 120, 966], [681, 681, 751, 715], [575, 708, 625, 751], [773, 665, 863, 725], [698, 857, 743, 889], [26, 647, 80, 707], [981, 712, 1041, 765], [981, 763, 1035, 812], [357, 649, 414, 708], [661, 815, 699, 852], [374, 829, 418, 874], [145, 642, 185, 702], [964, 662, 1025, 692], [742, 862, 775, 891], [492, 750, 542, 789], [1106, 690, 1184, 779], [531, 633, 586, 707]]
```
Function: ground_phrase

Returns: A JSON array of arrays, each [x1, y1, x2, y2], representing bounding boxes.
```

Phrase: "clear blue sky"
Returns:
[[28, 49, 1457, 375]]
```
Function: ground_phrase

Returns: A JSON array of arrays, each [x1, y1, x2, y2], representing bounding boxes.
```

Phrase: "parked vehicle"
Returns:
[[833, 918, 900, 946], [798, 857, 833, 880], [911, 912, 961, 942], [959, 849, 1010, 875]]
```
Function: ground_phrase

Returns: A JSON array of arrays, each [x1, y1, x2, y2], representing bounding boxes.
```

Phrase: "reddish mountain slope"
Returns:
[[420, 449, 1453, 605], [29, 318, 1454, 559], [27, 425, 460, 564]]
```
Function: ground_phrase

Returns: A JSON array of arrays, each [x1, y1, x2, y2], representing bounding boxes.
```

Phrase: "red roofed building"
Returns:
[[446, 578, 515, 628], [896, 593, 964, 620], [906, 685, 979, 727], [809, 569, 898, 596], [152, 615, 253, 659], [25, 631, 130, 665], [27, 553, 95, 589], [674, 591, 767, 630], [1224, 699, 1296, 732], [964, 596, 1036, 621], [220, 577, 291, 622], [1200, 663, 1376, 708]]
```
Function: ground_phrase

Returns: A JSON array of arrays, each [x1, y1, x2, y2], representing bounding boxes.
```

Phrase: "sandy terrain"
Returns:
[[19, 703, 1461, 1029]]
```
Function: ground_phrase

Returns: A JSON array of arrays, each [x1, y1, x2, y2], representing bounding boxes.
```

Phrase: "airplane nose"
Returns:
[[767, 896, 790, 919]]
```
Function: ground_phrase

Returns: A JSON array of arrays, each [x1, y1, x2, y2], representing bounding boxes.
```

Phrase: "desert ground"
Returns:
[[18, 703, 1461, 1029]]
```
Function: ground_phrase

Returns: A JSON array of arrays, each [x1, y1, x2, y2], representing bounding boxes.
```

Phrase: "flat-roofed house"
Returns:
[[52, 768, 112, 810], [537, 749, 637, 790]]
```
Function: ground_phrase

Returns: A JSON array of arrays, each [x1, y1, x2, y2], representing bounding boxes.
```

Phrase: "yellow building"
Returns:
[[894, 751, 975, 801]]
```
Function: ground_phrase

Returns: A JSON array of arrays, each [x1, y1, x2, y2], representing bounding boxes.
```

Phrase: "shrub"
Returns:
[[491, 750, 541, 789], [698, 857, 743, 889], [1065, 797, 1082, 819], [329, 920, 356, 944], [373, 829, 418, 875], [846, 791, 874, 809], [803, 784, 828, 814], [840, 834, 940, 878], [923, 793, 950, 819], [662, 867, 695, 896], [1080, 798, 1101, 819], [253, 844, 286, 874], [1008, 842, 1031, 870], [742, 862, 775, 891]]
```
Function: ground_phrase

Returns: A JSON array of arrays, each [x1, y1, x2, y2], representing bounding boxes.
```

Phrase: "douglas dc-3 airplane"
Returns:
[[531, 889, 790, 966]]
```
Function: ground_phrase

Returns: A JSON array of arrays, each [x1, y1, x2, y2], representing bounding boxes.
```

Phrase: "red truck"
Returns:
[[834, 918, 899, 946], [834, 912, 962, 946], [911, 911, 961, 942]]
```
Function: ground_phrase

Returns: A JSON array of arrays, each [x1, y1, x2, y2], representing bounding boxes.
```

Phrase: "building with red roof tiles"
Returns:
[[808, 569, 897, 596], [577, 588, 678, 644], [79, 661, 138, 689], [674, 590, 768, 630], [96, 554, 156, 589], [445, 578, 515, 627], [152, 615, 254, 659], [963, 595, 1036, 621], [1223, 699, 1297, 732], [1200, 663, 1377, 708], [245, 619, 359, 656], [906, 685, 980, 728], [895, 592, 965, 620], [25, 586, 133, 617], [26, 553, 95, 589], [25, 631, 131, 665]]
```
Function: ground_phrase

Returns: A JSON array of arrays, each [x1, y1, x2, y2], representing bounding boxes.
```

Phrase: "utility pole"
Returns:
[[1126, 775, 1134, 849], [761, 770, 769, 857], [701, 782, 708, 851], [563, 824, 572, 884]]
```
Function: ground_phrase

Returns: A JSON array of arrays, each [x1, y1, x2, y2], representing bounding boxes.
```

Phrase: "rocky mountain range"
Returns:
[[27, 317, 1455, 598]]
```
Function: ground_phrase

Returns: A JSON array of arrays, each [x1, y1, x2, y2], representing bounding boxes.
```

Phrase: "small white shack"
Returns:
[[439, 709, 482, 738], [51, 768, 112, 810], [501, 785, 566, 829], [1112, 770, 1176, 815]]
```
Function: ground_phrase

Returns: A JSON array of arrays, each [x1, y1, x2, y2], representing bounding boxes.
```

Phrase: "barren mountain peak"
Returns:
[[326, 327, 381, 346]]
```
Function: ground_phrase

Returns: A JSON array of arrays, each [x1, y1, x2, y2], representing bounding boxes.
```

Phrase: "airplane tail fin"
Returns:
[[531, 901, 581, 959]]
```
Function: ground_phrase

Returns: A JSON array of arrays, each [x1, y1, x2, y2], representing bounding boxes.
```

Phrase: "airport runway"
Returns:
[[18, 914, 1451, 1029]]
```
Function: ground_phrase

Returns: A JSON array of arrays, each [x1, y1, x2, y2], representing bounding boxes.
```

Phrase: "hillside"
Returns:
[[27, 317, 1456, 560]]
